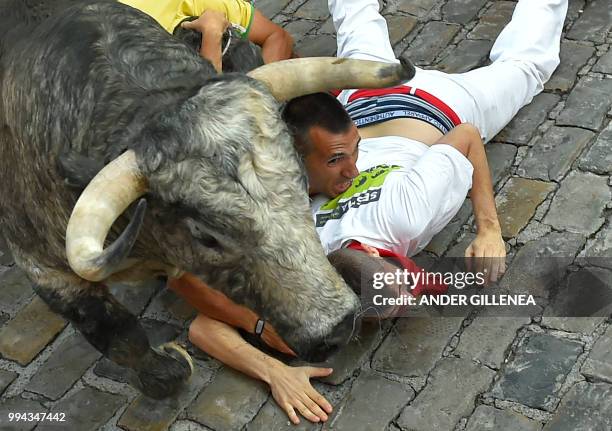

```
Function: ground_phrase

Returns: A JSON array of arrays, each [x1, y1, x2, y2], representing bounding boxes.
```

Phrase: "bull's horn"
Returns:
[[247, 56, 416, 101], [66, 150, 148, 282]]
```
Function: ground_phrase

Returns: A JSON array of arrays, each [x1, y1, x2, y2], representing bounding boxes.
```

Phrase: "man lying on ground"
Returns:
[[172, 0, 569, 424]]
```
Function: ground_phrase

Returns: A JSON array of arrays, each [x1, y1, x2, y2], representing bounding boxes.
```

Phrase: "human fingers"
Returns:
[[282, 402, 301, 425], [300, 393, 329, 421], [305, 386, 333, 414], [294, 399, 322, 423], [307, 367, 333, 378]]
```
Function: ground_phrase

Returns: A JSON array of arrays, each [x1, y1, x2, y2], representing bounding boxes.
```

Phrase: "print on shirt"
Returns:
[[315, 164, 400, 227]]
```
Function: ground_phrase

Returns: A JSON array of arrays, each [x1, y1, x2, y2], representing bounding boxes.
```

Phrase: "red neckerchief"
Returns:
[[346, 241, 448, 297]]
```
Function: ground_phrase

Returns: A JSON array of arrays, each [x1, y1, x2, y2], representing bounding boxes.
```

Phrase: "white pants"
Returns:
[[329, 0, 568, 142]]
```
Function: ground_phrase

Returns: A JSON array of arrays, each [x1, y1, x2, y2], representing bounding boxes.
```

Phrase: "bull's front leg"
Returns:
[[32, 277, 193, 399]]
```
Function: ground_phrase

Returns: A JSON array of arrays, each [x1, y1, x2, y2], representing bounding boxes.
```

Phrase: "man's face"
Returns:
[[304, 124, 361, 198]]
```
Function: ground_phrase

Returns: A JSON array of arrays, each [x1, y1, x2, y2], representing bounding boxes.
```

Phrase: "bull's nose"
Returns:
[[302, 312, 361, 363]]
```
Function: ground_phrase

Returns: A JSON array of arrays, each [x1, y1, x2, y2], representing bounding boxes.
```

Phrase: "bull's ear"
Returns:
[[247, 56, 416, 101]]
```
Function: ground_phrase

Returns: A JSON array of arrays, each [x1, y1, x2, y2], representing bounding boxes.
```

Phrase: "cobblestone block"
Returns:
[[496, 93, 560, 145], [442, 0, 488, 25], [385, 15, 417, 46], [385, 0, 437, 18], [593, 48, 612, 74], [94, 319, 183, 384], [577, 216, 612, 270], [318, 17, 334, 35], [403, 22, 461, 65], [327, 370, 413, 431], [0, 296, 66, 365], [465, 405, 542, 431], [543, 382, 612, 430], [436, 39, 493, 73], [25, 332, 101, 400], [37, 387, 124, 431], [110, 278, 163, 316], [500, 232, 585, 298], [517, 126, 594, 181], [582, 325, 612, 384], [372, 318, 463, 377], [491, 333, 582, 410], [542, 317, 606, 335], [468, 1, 515, 41], [295, 0, 328, 20], [185, 367, 269, 431], [283, 19, 318, 42], [0, 235, 13, 266], [0, 397, 47, 431], [455, 314, 530, 368], [543, 267, 612, 321], [578, 121, 612, 175], [119, 362, 213, 431], [495, 177, 555, 238], [516, 220, 552, 245], [295, 34, 336, 57], [0, 370, 17, 396], [256, 0, 292, 18], [319, 321, 385, 385], [397, 358, 495, 431], [543, 171, 610, 235], [426, 199, 472, 256], [557, 76, 612, 131], [487, 142, 518, 185], [567, 0, 612, 44], [0, 266, 35, 318], [545, 40, 595, 92]]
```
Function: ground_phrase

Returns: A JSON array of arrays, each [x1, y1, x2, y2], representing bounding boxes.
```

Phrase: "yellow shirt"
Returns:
[[120, 0, 254, 36]]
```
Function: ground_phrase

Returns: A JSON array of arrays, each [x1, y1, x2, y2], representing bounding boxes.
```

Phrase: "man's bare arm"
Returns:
[[189, 314, 333, 425], [433, 123, 506, 282]]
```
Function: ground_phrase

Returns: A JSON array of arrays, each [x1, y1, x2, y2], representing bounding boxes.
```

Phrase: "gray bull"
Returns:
[[0, 0, 414, 398]]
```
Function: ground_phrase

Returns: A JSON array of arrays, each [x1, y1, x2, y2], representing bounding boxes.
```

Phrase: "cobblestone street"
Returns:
[[1, 0, 611, 430]]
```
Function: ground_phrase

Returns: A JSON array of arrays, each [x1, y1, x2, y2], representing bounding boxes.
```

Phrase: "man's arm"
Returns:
[[433, 124, 506, 282], [168, 274, 294, 355], [247, 9, 294, 63], [188, 314, 333, 425]]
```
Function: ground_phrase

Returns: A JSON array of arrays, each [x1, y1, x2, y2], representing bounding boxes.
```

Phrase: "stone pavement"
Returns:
[[1, 0, 611, 430]]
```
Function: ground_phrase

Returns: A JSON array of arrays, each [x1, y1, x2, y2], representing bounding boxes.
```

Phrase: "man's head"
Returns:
[[282, 93, 360, 197]]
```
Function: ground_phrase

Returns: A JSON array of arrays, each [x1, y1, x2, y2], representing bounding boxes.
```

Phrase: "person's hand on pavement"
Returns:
[[268, 364, 334, 425], [465, 228, 506, 285]]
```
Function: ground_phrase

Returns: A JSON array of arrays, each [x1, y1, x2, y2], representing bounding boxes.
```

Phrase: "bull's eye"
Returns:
[[186, 218, 222, 250]]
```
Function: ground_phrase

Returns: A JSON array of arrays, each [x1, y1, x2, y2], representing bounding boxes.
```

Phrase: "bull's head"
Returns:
[[64, 57, 414, 361]]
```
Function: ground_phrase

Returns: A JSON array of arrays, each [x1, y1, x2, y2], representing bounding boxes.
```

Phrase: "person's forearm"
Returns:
[[189, 314, 283, 384], [260, 31, 293, 63], [168, 275, 257, 332], [466, 139, 501, 234], [433, 124, 501, 234], [200, 29, 224, 72]]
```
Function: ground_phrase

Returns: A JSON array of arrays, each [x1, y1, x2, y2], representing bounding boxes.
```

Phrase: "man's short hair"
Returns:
[[281, 92, 353, 156]]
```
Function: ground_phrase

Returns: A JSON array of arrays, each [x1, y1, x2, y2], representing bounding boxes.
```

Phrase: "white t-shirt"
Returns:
[[310, 136, 473, 257]]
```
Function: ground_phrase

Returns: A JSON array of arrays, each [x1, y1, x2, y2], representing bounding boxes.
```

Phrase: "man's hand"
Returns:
[[181, 10, 229, 36], [268, 363, 334, 425], [465, 228, 506, 284], [181, 10, 229, 72]]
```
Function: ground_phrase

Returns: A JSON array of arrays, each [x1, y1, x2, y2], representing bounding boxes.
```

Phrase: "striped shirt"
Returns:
[[343, 86, 461, 134]]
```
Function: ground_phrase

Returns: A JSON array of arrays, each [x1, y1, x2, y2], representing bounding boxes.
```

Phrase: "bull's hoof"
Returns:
[[135, 342, 193, 399]]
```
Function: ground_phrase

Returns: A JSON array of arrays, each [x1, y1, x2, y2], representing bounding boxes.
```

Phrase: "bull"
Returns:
[[0, 0, 414, 399]]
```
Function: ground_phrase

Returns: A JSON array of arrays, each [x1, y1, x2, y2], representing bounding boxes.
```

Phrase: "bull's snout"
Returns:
[[298, 312, 362, 363]]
